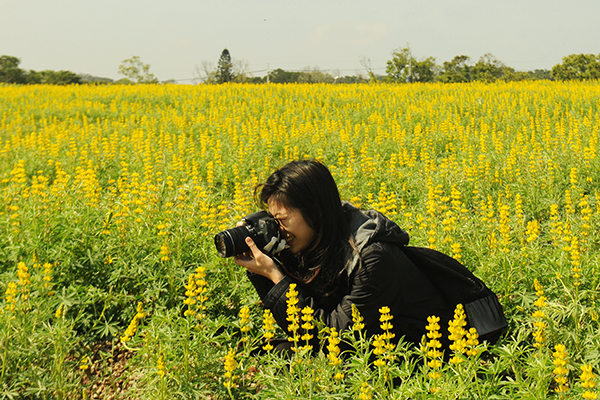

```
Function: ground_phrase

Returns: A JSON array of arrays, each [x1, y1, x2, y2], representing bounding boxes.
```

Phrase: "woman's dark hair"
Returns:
[[257, 160, 350, 295]]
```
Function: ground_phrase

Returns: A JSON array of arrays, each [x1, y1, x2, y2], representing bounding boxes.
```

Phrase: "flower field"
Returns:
[[1, 81, 600, 399]]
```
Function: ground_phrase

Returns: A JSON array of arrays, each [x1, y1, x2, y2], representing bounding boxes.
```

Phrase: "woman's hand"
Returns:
[[233, 228, 284, 284]]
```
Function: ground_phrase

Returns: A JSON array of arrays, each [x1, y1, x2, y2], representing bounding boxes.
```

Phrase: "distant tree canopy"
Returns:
[[217, 49, 234, 83], [551, 53, 600, 81], [385, 47, 438, 83], [383, 50, 541, 83], [118, 56, 158, 84], [1, 55, 86, 85], [197, 50, 251, 84], [0, 55, 27, 84], [438, 55, 472, 83], [6, 50, 600, 86], [27, 70, 82, 85]]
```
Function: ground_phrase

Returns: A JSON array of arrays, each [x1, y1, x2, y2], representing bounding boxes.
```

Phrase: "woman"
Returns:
[[234, 159, 455, 348]]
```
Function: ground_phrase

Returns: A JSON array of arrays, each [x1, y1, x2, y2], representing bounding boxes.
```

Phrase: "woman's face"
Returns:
[[268, 199, 316, 254]]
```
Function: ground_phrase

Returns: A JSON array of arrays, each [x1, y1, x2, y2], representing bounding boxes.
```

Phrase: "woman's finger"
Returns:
[[245, 237, 263, 259]]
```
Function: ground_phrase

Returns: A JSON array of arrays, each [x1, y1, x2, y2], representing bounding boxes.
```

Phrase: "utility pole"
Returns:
[[266, 63, 270, 84]]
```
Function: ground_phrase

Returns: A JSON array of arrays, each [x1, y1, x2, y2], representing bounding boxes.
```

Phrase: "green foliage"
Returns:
[[471, 53, 510, 82], [438, 55, 472, 83], [525, 69, 553, 81], [269, 68, 300, 83], [386, 47, 438, 83], [385, 47, 412, 83], [118, 56, 159, 84], [79, 74, 114, 84], [551, 53, 600, 81], [1, 82, 600, 398], [0, 55, 27, 84], [217, 49, 234, 84], [26, 70, 82, 85]]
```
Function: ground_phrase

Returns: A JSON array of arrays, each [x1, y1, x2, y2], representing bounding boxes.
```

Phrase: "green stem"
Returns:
[[183, 320, 190, 381], [1, 316, 10, 381]]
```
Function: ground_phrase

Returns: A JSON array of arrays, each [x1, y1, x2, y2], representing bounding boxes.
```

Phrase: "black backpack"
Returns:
[[401, 246, 507, 344]]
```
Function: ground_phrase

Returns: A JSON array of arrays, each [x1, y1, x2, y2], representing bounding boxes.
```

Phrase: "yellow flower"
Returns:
[[4, 282, 18, 312], [16, 262, 31, 300], [531, 279, 547, 348], [262, 309, 276, 351], [534, 278, 544, 296], [157, 355, 166, 378], [79, 355, 89, 371], [239, 306, 251, 329], [373, 334, 386, 357], [448, 304, 468, 363], [465, 328, 480, 357], [351, 304, 365, 331], [239, 306, 252, 341], [358, 382, 372, 400], [286, 283, 301, 349], [55, 303, 65, 319], [333, 372, 345, 381], [300, 306, 314, 350], [183, 266, 208, 321], [373, 306, 396, 366], [223, 348, 238, 389], [159, 241, 171, 261], [326, 327, 342, 366], [42, 262, 53, 290], [120, 302, 145, 343], [183, 274, 197, 316], [425, 314, 443, 392], [195, 266, 208, 320], [580, 364, 597, 399], [379, 306, 394, 332], [552, 344, 569, 394]]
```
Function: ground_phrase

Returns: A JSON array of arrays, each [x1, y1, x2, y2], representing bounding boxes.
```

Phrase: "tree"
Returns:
[[217, 49, 234, 84], [0, 55, 27, 84], [551, 53, 600, 81], [437, 55, 472, 83], [118, 56, 158, 83], [526, 69, 552, 80], [298, 66, 335, 83], [386, 47, 437, 83], [194, 61, 217, 84], [195, 56, 249, 84], [269, 68, 300, 83], [386, 47, 412, 82], [359, 55, 377, 82], [79, 74, 114, 84], [337, 75, 369, 84], [232, 59, 250, 83], [471, 53, 506, 82], [412, 57, 438, 83], [27, 70, 81, 85]]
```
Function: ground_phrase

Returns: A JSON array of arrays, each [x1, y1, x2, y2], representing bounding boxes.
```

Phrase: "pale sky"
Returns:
[[1, 0, 599, 82]]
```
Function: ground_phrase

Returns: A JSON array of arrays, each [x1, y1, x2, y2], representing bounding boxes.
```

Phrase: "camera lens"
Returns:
[[214, 225, 251, 258]]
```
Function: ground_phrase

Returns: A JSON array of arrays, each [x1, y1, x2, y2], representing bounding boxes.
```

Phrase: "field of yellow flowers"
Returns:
[[1, 81, 599, 399]]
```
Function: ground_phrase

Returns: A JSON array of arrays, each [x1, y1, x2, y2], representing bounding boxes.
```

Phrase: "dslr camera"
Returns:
[[214, 211, 287, 258]]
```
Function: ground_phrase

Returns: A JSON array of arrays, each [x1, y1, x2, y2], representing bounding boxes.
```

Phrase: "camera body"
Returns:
[[214, 211, 287, 258]]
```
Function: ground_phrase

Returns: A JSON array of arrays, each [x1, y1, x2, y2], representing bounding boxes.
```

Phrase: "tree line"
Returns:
[[2, 49, 600, 86], [0, 55, 85, 85]]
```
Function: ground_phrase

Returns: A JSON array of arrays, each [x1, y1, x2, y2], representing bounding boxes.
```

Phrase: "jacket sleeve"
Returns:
[[247, 272, 275, 301], [256, 241, 451, 344]]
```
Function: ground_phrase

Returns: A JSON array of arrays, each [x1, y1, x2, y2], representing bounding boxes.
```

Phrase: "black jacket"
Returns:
[[248, 203, 454, 345]]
